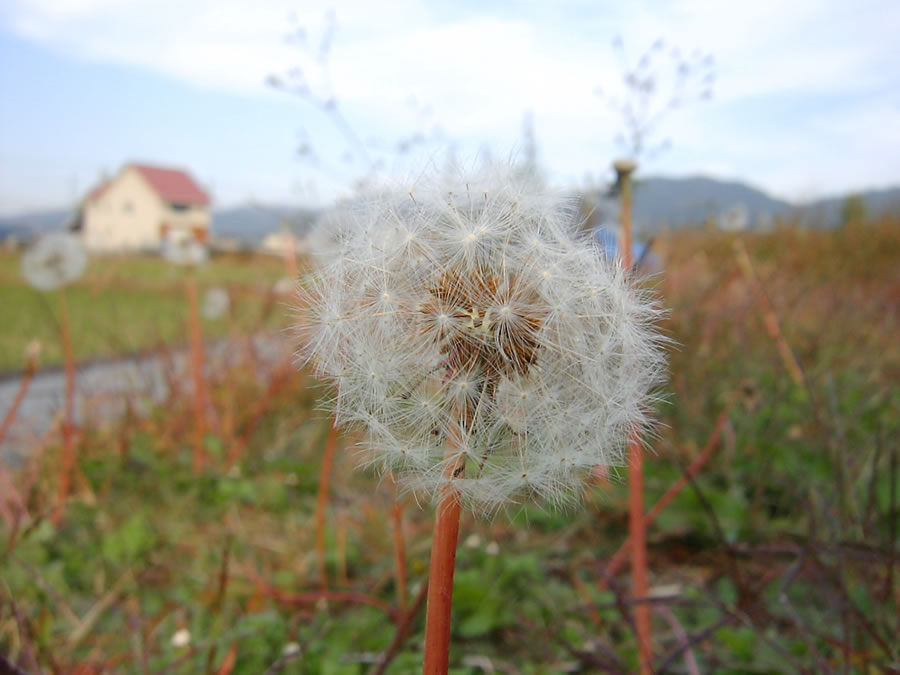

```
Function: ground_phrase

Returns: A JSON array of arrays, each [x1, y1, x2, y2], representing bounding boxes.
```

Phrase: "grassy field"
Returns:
[[0, 251, 294, 372], [1, 222, 898, 673]]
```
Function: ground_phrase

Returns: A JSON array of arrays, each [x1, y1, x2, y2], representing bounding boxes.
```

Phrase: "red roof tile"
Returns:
[[132, 165, 210, 205]]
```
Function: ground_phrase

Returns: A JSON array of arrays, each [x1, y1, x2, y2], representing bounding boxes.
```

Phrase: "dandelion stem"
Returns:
[[186, 273, 207, 473], [0, 348, 38, 449], [599, 396, 736, 588], [423, 453, 464, 674], [53, 287, 77, 524], [615, 158, 653, 673]]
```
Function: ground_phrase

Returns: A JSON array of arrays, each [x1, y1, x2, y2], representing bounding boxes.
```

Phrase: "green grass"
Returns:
[[0, 251, 294, 371]]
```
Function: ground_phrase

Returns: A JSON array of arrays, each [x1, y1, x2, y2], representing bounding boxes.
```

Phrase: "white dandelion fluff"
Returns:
[[21, 232, 88, 291], [202, 286, 230, 320], [296, 165, 666, 511]]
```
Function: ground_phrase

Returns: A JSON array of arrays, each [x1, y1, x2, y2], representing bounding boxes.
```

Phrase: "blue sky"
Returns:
[[1, 0, 899, 214]]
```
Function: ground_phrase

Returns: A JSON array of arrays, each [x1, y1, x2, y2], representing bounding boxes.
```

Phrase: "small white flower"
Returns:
[[21, 232, 87, 291], [297, 164, 666, 512], [170, 629, 191, 648], [464, 534, 482, 549], [282, 641, 301, 656], [485, 541, 500, 556], [202, 286, 230, 319]]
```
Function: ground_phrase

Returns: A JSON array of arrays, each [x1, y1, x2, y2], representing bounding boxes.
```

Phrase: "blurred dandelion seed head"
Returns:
[[21, 232, 88, 291], [202, 286, 230, 319], [296, 165, 666, 512]]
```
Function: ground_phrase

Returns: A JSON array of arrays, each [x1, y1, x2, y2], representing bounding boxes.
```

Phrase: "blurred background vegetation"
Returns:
[[1, 214, 897, 673]]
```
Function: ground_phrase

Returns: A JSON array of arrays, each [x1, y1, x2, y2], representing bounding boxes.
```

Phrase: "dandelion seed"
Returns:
[[296, 164, 665, 511]]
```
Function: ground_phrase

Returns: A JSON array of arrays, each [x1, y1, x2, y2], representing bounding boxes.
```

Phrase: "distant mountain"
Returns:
[[590, 177, 900, 232], [631, 176, 793, 229], [0, 209, 71, 237], [2, 179, 898, 242]]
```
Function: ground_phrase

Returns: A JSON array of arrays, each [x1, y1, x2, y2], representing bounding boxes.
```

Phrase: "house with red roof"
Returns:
[[77, 163, 211, 253]]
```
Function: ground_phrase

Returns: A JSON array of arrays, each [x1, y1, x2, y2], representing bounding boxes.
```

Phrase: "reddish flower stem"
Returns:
[[53, 288, 77, 524], [733, 239, 807, 389], [224, 361, 294, 471], [628, 435, 652, 673], [423, 455, 464, 674], [186, 274, 207, 473], [599, 397, 736, 589], [0, 354, 38, 448], [373, 580, 430, 675], [246, 566, 401, 622], [616, 160, 652, 674]]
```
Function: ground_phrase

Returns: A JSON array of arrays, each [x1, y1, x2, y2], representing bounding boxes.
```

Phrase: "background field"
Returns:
[[0, 252, 293, 372], [1, 221, 898, 673]]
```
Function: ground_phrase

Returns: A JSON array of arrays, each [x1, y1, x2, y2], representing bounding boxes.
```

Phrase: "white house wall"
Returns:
[[82, 167, 211, 253]]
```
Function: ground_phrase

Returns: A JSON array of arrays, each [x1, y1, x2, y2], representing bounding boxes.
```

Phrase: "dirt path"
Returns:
[[0, 333, 292, 466]]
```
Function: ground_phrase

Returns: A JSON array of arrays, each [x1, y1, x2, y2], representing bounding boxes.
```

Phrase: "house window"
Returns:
[[170, 203, 191, 212]]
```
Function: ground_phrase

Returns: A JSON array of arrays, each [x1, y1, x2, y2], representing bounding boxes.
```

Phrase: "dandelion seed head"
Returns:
[[21, 232, 87, 291], [296, 165, 666, 512], [202, 286, 230, 320]]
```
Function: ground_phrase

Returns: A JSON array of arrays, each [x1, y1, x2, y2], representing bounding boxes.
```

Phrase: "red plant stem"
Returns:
[[224, 361, 294, 471], [53, 288, 77, 524], [186, 274, 207, 473], [374, 580, 430, 675], [423, 456, 464, 674], [392, 498, 408, 611], [315, 422, 339, 590], [600, 397, 736, 589], [628, 435, 652, 673], [616, 160, 652, 674], [248, 572, 401, 622], [0, 358, 37, 448], [733, 239, 806, 389]]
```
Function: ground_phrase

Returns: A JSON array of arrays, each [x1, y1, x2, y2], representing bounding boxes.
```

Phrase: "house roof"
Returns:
[[133, 165, 210, 205], [85, 164, 211, 206], [87, 181, 110, 201]]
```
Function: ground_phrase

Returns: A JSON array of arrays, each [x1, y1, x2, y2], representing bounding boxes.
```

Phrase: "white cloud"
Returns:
[[2, 0, 899, 202]]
